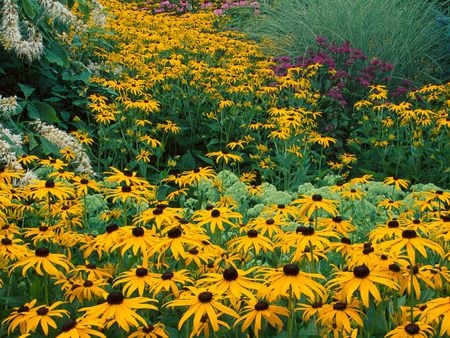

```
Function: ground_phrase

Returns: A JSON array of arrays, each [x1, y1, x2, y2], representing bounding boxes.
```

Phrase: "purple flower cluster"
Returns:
[[213, 0, 260, 16], [271, 36, 410, 106], [154, 0, 192, 13]]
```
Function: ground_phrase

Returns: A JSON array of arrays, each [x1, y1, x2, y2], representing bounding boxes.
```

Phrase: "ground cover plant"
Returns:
[[0, 0, 449, 337]]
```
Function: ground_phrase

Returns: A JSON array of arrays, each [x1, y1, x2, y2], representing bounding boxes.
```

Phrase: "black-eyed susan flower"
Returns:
[[227, 229, 273, 255], [62, 278, 109, 302], [234, 297, 289, 338], [11, 247, 73, 277], [165, 287, 239, 334], [27, 179, 74, 200], [263, 264, 325, 301], [197, 266, 261, 298], [39, 157, 67, 171], [380, 229, 444, 264], [113, 266, 156, 297], [147, 269, 193, 298], [292, 193, 338, 218], [128, 322, 168, 338], [111, 226, 157, 262], [176, 167, 216, 187], [182, 246, 214, 268], [2, 299, 38, 335], [104, 183, 149, 204], [0, 235, 29, 261], [420, 297, 450, 336], [27, 301, 69, 336], [104, 167, 150, 187], [205, 150, 243, 165], [326, 264, 399, 307], [316, 300, 364, 335], [56, 317, 106, 338], [385, 321, 434, 338], [368, 218, 405, 243], [133, 204, 183, 230], [384, 176, 410, 191], [192, 206, 242, 233], [79, 291, 158, 332], [319, 216, 356, 235], [71, 261, 113, 281], [249, 214, 287, 237], [72, 176, 100, 195]]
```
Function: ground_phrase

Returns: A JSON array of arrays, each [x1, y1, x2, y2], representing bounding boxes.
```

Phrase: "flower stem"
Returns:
[[287, 286, 295, 338]]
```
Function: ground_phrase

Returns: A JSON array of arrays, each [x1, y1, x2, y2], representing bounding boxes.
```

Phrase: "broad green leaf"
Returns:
[[18, 83, 35, 98], [22, 0, 37, 19], [27, 100, 60, 122]]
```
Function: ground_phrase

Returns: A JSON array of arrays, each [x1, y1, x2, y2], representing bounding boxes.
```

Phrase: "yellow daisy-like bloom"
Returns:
[[11, 247, 73, 277], [72, 176, 100, 195], [197, 266, 261, 298], [384, 176, 410, 191], [192, 206, 242, 233], [340, 188, 366, 201], [227, 229, 274, 255], [249, 214, 288, 237], [27, 179, 74, 200], [234, 297, 289, 338], [368, 218, 405, 243], [39, 157, 67, 170], [104, 184, 150, 204], [71, 261, 113, 281], [319, 215, 356, 235], [277, 226, 339, 256], [205, 151, 243, 164], [326, 264, 399, 307], [128, 323, 169, 338], [379, 229, 444, 264], [2, 299, 38, 335], [147, 269, 194, 298], [133, 204, 183, 230], [420, 297, 450, 336], [165, 287, 239, 333], [316, 299, 364, 335], [292, 193, 338, 218], [27, 301, 70, 336], [79, 291, 158, 332], [385, 321, 434, 338], [0, 235, 30, 261], [17, 154, 39, 166], [56, 317, 106, 338], [262, 263, 326, 301], [261, 203, 301, 219], [176, 167, 216, 187], [61, 278, 109, 303], [111, 226, 157, 262], [104, 167, 151, 187], [113, 266, 156, 297]]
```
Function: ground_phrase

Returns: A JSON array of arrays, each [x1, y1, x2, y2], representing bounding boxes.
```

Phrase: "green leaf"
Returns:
[[22, 0, 37, 19], [18, 83, 35, 98], [27, 100, 60, 123]]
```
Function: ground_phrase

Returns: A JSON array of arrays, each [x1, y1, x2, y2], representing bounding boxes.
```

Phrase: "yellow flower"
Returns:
[[165, 287, 239, 334], [205, 151, 243, 164], [56, 317, 106, 338], [27, 301, 70, 336], [385, 321, 434, 338], [420, 297, 450, 336], [79, 291, 158, 332], [11, 247, 73, 277], [384, 176, 410, 191], [234, 297, 289, 338], [292, 193, 338, 218]]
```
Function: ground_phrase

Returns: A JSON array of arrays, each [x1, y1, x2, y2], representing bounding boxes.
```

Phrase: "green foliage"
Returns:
[[242, 0, 449, 83]]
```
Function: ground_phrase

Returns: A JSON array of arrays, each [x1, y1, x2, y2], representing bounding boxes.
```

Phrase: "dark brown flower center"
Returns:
[[277, 204, 285, 209], [247, 229, 258, 238], [389, 263, 401, 272], [37, 306, 49, 315], [1, 238, 12, 245], [198, 291, 213, 303], [61, 319, 77, 332], [412, 219, 421, 224], [45, 180, 55, 188], [122, 185, 132, 193], [124, 170, 132, 177], [80, 178, 89, 184], [211, 209, 220, 217], [362, 246, 374, 254], [39, 225, 48, 231], [143, 325, 154, 333], [161, 271, 174, 280], [341, 237, 351, 244], [106, 223, 119, 233], [353, 265, 370, 278], [333, 302, 347, 310], [404, 323, 420, 334], [35, 247, 50, 257], [189, 247, 199, 255], [388, 220, 400, 228], [136, 267, 148, 277], [18, 306, 29, 313], [312, 194, 323, 202], [266, 219, 275, 225], [132, 227, 144, 237], [312, 301, 323, 308], [223, 267, 238, 281], [402, 230, 417, 239], [332, 216, 342, 223], [153, 207, 163, 215], [83, 280, 94, 287], [107, 292, 124, 305], [167, 227, 182, 238], [283, 264, 300, 276], [254, 300, 269, 310], [86, 263, 96, 269], [301, 227, 315, 236]]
